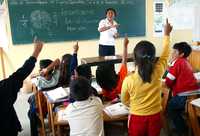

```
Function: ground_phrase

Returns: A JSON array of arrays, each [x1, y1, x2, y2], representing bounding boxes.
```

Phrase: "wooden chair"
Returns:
[[44, 92, 69, 136], [32, 85, 47, 136], [187, 95, 200, 136], [161, 87, 170, 135]]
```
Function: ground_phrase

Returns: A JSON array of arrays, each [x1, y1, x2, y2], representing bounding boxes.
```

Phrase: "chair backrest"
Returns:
[[32, 84, 47, 136]]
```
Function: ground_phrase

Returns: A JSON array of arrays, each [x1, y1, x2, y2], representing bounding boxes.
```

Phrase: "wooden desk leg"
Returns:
[[47, 102, 52, 130], [37, 93, 46, 136], [188, 104, 200, 136], [57, 125, 61, 136], [48, 103, 55, 136]]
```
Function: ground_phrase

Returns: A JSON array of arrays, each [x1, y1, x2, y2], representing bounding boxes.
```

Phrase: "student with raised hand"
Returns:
[[28, 58, 60, 136], [64, 77, 104, 136], [0, 39, 43, 135], [121, 19, 172, 136], [164, 42, 200, 136], [96, 36, 129, 101], [35, 58, 60, 90], [59, 42, 79, 87]]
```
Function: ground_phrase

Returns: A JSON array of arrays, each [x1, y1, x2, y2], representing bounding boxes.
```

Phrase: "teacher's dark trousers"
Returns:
[[99, 44, 115, 56]]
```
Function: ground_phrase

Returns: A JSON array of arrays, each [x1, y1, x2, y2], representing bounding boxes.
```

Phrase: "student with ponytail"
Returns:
[[121, 19, 173, 136]]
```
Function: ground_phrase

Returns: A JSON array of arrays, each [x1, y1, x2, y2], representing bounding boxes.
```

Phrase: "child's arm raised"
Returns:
[[40, 58, 60, 76], [2, 39, 43, 104], [121, 34, 129, 65], [156, 19, 173, 76], [70, 41, 79, 75]]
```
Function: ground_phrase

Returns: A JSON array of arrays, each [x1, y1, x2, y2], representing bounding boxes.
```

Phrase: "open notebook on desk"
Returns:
[[44, 87, 70, 103], [104, 102, 129, 117]]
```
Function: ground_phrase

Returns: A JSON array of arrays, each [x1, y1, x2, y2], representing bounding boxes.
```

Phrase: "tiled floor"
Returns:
[[15, 91, 168, 136]]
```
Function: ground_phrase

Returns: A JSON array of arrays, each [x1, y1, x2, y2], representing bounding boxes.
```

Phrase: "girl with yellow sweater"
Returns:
[[121, 19, 172, 136]]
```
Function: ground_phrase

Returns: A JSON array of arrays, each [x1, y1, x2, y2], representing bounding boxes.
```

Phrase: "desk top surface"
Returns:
[[81, 54, 133, 66]]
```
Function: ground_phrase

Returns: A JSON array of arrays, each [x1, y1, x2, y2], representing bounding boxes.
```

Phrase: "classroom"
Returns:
[[0, 0, 200, 136]]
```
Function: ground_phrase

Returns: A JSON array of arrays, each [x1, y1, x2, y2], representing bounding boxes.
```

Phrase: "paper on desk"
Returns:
[[104, 102, 129, 117], [45, 87, 69, 102], [191, 98, 200, 108]]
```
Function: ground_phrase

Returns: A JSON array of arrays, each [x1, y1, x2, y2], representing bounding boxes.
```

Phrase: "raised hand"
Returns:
[[124, 34, 129, 48], [164, 18, 173, 36], [32, 37, 43, 59], [73, 41, 79, 54]]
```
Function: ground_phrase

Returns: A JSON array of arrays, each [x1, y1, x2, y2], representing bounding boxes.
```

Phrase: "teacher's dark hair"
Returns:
[[105, 8, 117, 16]]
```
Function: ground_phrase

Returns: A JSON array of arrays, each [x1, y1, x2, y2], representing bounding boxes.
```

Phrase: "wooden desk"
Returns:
[[81, 54, 134, 66], [52, 102, 128, 136], [44, 93, 68, 136]]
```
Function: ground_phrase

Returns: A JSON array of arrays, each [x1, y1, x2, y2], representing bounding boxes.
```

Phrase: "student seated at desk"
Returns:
[[164, 42, 200, 136], [28, 42, 79, 136], [96, 36, 129, 101], [28, 58, 60, 136], [74, 64, 99, 97], [58, 42, 79, 87], [33, 58, 60, 90], [64, 77, 104, 136]]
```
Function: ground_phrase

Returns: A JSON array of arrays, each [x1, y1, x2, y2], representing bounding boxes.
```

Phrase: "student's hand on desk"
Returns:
[[111, 97, 120, 104], [73, 41, 79, 53]]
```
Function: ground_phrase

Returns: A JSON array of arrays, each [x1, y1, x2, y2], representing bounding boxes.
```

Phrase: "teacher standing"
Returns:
[[98, 8, 119, 56]]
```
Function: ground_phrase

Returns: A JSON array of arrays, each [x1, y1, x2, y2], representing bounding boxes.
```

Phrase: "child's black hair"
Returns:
[[76, 64, 92, 81], [173, 42, 192, 58], [105, 8, 117, 16], [96, 64, 117, 91], [39, 59, 53, 75], [134, 41, 156, 83], [69, 77, 92, 101]]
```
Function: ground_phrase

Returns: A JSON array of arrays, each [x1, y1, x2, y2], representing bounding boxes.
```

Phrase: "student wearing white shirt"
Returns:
[[64, 77, 104, 136], [98, 8, 119, 56]]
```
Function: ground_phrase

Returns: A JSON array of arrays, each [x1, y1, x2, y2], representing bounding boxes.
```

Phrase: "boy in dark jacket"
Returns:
[[0, 40, 43, 136]]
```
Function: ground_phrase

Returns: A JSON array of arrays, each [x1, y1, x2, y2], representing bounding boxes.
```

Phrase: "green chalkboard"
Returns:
[[8, 0, 146, 45]]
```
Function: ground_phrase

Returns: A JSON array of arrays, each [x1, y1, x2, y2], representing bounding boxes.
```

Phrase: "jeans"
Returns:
[[167, 95, 187, 136], [99, 44, 115, 56]]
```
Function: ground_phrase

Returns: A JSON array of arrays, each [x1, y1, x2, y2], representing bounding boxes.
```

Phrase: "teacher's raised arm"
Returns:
[[98, 8, 119, 56]]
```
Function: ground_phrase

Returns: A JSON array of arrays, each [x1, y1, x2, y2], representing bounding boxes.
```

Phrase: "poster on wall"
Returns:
[[193, 5, 200, 42], [153, 0, 165, 37], [166, 0, 200, 30], [0, 4, 8, 49]]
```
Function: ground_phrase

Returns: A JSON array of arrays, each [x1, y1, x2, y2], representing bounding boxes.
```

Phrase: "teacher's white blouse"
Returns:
[[98, 18, 118, 46]]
